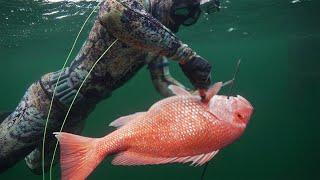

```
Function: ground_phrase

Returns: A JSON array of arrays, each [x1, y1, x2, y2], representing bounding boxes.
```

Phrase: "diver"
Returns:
[[0, 0, 219, 174]]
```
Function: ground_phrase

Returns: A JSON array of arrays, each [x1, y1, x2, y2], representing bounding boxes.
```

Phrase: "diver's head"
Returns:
[[168, 0, 202, 32], [148, 0, 220, 33]]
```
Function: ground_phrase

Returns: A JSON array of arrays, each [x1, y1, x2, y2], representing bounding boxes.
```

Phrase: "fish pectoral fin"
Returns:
[[112, 150, 219, 166], [168, 85, 191, 96], [109, 112, 145, 128]]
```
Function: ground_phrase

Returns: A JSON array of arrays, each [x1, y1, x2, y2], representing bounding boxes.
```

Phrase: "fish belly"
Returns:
[[118, 97, 227, 157]]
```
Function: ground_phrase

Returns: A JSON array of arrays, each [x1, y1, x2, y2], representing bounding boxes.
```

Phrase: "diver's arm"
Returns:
[[148, 56, 186, 97], [99, 0, 212, 90], [99, 0, 196, 62]]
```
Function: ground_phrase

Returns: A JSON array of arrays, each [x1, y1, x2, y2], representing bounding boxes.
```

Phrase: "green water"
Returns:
[[0, 0, 319, 179]]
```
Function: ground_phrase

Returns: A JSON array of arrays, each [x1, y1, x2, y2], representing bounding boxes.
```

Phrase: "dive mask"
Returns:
[[171, 0, 220, 27], [171, 2, 201, 26]]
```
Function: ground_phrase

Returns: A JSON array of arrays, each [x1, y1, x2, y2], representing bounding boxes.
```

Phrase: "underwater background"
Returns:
[[0, 0, 319, 179]]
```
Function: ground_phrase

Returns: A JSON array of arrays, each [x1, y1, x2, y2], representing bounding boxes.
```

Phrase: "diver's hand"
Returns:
[[179, 56, 212, 89]]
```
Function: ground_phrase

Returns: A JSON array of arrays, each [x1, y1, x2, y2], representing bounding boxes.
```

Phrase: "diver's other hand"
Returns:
[[179, 56, 212, 89]]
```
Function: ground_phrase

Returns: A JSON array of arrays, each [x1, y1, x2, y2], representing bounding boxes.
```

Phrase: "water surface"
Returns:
[[0, 0, 319, 179]]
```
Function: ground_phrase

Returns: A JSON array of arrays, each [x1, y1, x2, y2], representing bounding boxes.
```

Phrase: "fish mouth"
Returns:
[[235, 95, 253, 109]]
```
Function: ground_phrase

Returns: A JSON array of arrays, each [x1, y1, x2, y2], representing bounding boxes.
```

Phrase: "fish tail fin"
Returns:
[[54, 132, 106, 180]]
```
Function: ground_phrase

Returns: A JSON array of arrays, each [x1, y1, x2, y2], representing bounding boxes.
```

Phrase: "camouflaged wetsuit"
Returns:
[[0, 0, 207, 173]]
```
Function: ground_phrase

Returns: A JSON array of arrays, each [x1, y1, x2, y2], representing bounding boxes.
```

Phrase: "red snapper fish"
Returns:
[[54, 82, 253, 180]]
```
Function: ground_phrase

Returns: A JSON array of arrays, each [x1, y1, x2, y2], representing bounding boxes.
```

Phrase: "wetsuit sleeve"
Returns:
[[147, 55, 187, 97], [99, 0, 196, 63]]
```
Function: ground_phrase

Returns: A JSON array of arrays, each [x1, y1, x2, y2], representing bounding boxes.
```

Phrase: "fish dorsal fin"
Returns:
[[205, 82, 223, 101], [168, 85, 191, 96], [109, 112, 145, 128], [112, 150, 219, 166]]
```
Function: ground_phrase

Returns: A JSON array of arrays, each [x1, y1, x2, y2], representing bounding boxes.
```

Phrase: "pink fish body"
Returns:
[[55, 82, 253, 180]]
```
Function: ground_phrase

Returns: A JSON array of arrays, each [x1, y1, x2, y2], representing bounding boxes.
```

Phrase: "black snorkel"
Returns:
[[201, 0, 220, 13]]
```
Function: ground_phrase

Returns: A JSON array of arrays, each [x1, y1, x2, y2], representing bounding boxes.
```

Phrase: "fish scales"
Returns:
[[105, 96, 243, 157]]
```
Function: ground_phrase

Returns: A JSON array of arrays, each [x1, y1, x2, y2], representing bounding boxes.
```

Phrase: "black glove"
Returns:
[[179, 56, 212, 89]]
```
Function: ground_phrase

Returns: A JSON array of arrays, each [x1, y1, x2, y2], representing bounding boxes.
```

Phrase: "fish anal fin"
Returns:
[[109, 112, 145, 128], [112, 151, 176, 166], [112, 150, 219, 166], [174, 150, 219, 166], [168, 85, 191, 96]]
